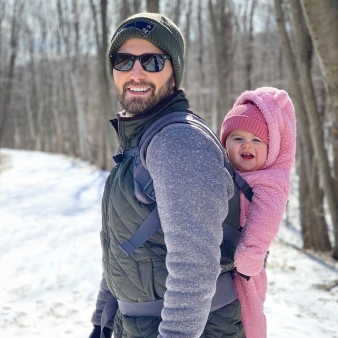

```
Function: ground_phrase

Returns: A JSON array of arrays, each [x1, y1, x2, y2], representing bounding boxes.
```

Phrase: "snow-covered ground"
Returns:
[[0, 149, 337, 338]]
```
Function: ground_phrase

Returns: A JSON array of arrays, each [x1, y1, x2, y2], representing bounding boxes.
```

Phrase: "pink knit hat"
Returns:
[[220, 103, 269, 147]]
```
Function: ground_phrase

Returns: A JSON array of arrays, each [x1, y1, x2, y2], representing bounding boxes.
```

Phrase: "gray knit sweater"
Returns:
[[91, 123, 234, 337]]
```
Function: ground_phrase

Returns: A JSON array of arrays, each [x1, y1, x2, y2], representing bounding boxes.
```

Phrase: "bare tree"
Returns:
[[289, 0, 331, 251], [208, 0, 234, 134], [300, 0, 338, 119], [120, 0, 132, 19], [0, 0, 23, 149], [274, 0, 331, 252], [243, 0, 257, 90], [0, 1, 6, 79], [133, 0, 142, 14], [147, 0, 159, 13], [299, 0, 338, 259], [70, 0, 91, 160], [182, 0, 193, 92], [89, 0, 117, 169]]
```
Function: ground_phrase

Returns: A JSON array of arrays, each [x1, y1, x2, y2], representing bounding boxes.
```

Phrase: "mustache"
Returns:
[[123, 80, 156, 92]]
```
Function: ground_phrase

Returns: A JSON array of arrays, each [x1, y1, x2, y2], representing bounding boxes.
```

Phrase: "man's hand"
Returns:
[[88, 325, 112, 338]]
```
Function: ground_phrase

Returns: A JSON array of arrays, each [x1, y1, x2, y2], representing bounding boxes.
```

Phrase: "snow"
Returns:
[[0, 148, 337, 338]]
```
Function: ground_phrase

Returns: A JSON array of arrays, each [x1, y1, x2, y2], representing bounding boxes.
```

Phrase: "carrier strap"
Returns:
[[100, 272, 236, 330], [139, 111, 223, 169], [120, 207, 160, 255], [100, 294, 118, 338], [234, 172, 253, 202], [113, 147, 139, 164], [222, 221, 242, 247], [120, 211, 242, 256]]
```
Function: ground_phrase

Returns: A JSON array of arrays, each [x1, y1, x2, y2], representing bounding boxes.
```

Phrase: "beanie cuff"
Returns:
[[221, 116, 269, 145]]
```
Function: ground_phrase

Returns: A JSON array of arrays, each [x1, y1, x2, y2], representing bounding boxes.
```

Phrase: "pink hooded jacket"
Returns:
[[220, 87, 297, 338]]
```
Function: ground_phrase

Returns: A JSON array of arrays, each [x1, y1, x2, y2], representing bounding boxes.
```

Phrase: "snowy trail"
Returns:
[[0, 149, 337, 338]]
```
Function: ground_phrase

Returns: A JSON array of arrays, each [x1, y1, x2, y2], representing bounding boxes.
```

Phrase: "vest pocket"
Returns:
[[138, 259, 156, 301]]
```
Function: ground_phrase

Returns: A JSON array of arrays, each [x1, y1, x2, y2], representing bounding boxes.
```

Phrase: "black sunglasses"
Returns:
[[109, 53, 171, 72]]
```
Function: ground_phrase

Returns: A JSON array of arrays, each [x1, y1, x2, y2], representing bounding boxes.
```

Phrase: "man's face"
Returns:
[[113, 38, 175, 116]]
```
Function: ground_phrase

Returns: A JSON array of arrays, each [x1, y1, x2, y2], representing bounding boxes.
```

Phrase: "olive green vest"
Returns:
[[101, 91, 189, 302]]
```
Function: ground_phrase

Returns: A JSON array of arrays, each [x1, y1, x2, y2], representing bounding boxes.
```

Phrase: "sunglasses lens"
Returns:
[[112, 54, 134, 71], [110, 54, 169, 72], [141, 54, 166, 72]]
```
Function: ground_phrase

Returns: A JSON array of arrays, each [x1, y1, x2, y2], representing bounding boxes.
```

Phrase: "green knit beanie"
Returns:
[[108, 13, 185, 90]]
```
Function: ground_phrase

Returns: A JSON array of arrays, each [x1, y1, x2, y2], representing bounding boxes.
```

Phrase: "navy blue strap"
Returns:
[[120, 207, 161, 255], [118, 299, 164, 317], [210, 272, 237, 312], [113, 147, 139, 164], [112, 272, 236, 317], [222, 222, 242, 247], [139, 112, 223, 169], [101, 295, 118, 336], [234, 172, 253, 202]]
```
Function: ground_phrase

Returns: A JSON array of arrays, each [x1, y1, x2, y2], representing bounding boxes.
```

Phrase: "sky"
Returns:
[[0, 148, 337, 338]]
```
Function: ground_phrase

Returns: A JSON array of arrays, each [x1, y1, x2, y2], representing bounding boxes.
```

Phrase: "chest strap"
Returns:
[[120, 206, 160, 255], [101, 271, 236, 333]]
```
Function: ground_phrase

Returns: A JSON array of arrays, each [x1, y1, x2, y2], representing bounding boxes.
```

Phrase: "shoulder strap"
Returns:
[[138, 111, 224, 169], [120, 111, 222, 255], [139, 111, 253, 201]]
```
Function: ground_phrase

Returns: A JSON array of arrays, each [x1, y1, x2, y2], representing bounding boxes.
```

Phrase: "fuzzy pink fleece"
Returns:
[[221, 87, 296, 338]]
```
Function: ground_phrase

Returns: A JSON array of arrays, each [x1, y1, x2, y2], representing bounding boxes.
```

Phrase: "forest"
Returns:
[[0, 0, 338, 259]]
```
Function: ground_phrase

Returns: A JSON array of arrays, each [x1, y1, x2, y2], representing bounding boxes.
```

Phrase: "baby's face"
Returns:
[[225, 129, 268, 172]]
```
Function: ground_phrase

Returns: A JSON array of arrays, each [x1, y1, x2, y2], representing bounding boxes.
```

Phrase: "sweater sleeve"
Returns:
[[146, 124, 234, 338], [91, 273, 114, 330], [235, 169, 290, 276]]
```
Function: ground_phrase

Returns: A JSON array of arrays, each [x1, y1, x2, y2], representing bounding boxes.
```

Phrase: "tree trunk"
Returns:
[[89, 0, 117, 169], [182, 0, 192, 91], [147, 0, 159, 13], [244, 0, 257, 90], [133, 0, 142, 14], [0, 0, 23, 148], [300, 0, 338, 119], [120, 0, 132, 20], [300, 158, 320, 249], [274, 0, 332, 252], [70, 0, 90, 160], [0, 1, 6, 80], [297, 0, 338, 259], [208, 0, 233, 135], [289, 0, 331, 251], [197, 0, 210, 126], [100, 0, 117, 169]]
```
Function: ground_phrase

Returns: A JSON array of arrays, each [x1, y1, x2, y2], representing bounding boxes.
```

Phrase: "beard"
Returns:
[[117, 74, 174, 116]]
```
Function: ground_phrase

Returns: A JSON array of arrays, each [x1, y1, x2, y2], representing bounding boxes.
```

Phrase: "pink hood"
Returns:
[[222, 87, 297, 276], [233, 86, 296, 171]]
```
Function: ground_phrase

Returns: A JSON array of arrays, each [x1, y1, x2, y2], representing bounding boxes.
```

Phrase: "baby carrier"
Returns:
[[100, 111, 252, 336]]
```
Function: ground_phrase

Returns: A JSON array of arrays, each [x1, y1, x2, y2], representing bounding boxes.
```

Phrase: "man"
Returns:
[[89, 13, 244, 338]]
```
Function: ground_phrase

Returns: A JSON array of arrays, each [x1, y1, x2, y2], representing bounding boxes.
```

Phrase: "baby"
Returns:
[[220, 87, 296, 338]]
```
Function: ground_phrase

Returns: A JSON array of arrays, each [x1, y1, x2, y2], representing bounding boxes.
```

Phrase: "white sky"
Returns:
[[0, 149, 337, 338]]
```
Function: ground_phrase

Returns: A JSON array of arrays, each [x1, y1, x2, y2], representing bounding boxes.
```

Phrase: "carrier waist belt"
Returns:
[[101, 271, 236, 333], [119, 271, 236, 316]]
